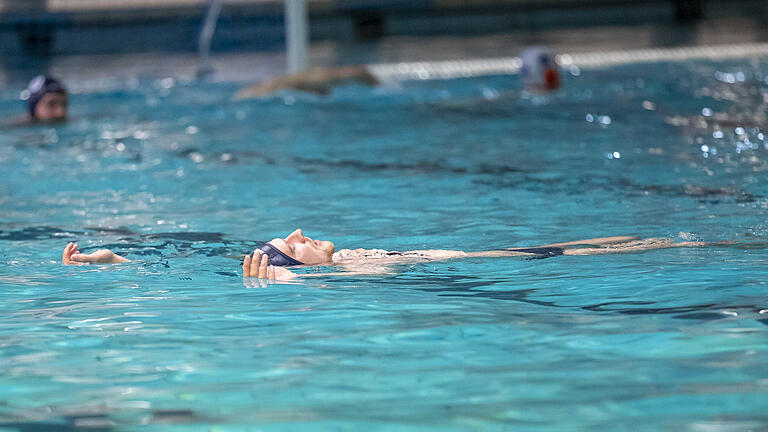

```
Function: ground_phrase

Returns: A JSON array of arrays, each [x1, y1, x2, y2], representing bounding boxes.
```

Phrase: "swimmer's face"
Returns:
[[269, 229, 335, 264], [34, 92, 68, 122]]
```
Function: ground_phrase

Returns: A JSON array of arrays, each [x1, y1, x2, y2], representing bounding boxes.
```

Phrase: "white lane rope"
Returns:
[[368, 42, 768, 81]]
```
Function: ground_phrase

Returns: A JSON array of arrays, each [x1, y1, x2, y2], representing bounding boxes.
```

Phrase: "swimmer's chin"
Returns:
[[31, 116, 68, 125]]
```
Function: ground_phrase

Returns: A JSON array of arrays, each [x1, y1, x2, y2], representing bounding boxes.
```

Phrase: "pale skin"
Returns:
[[33, 92, 68, 122], [241, 229, 708, 281], [234, 66, 379, 99], [62, 242, 129, 265], [61, 229, 708, 281]]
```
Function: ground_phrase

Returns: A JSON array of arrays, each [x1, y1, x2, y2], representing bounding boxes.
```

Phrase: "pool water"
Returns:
[[1, 57, 767, 431]]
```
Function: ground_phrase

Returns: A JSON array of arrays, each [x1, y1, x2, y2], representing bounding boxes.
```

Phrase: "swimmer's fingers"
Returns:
[[242, 255, 262, 287], [243, 254, 252, 277], [62, 242, 74, 264], [62, 242, 87, 265], [249, 251, 262, 278], [259, 253, 269, 278], [247, 251, 270, 279], [243, 252, 278, 282]]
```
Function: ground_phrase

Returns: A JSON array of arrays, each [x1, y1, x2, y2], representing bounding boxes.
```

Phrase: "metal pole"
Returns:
[[197, 0, 221, 78], [285, 0, 309, 74]]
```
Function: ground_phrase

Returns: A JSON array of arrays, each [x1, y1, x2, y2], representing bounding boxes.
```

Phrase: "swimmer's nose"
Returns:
[[285, 228, 304, 243]]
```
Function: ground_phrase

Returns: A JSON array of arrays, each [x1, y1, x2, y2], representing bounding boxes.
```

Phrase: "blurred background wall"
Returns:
[[1, 0, 766, 57]]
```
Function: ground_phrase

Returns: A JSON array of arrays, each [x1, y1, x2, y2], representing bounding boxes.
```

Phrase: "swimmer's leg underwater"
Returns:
[[529, 236, 640, 249]]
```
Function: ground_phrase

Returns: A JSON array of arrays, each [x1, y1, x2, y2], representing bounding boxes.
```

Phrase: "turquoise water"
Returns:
[[1, 59, 767, 431]]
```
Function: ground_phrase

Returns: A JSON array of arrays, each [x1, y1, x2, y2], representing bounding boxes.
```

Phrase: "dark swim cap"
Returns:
[[257, 243, 304, 267], [25, 75, 66, 118]]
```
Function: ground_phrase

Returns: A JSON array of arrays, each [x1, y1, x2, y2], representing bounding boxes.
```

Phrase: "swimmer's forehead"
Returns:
[[268, 238, 291, 254]]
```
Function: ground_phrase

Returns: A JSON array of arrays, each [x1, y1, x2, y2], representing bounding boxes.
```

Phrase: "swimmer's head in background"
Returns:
[[520, 46, 561, 91], [257, 243, 305, 267], [24, 75, 68, 121]]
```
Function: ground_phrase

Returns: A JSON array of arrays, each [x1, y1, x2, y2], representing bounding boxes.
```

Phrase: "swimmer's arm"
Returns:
[[241, 263, 389, 281], [298, 270, 396, 278], [234, 66, 376, 99], [291, 261, 401, 278], [62, 243, 130, 265]]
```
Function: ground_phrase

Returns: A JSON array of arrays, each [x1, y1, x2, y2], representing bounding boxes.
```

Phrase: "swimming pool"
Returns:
[[1, 56, 767, 430]]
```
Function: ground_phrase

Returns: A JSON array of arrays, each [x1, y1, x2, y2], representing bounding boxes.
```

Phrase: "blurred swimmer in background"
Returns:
[[5, 75, 68, 127], [520, 46, 561, 92], [23, 75, 68, 122], [234, 65, 378, 99]]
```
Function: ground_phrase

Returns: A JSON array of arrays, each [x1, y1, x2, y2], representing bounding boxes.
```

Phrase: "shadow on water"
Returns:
[[475, 175, 759, 203], [0, 418, 110, 432], [381, 274, 561, 308], [0, 409, 205, 431], [375, 272, 768, 320], [174, 148, 758, 202], [176, 148, 528, 176]]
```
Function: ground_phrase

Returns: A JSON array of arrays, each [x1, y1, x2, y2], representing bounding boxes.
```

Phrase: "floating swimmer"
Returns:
[[520, 46, 561, 92], [234, 65, 378, 99], [62, 229, 709, 281]]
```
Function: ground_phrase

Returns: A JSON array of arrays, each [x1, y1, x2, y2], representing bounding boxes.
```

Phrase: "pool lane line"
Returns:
[[367, 42, 768, 81]]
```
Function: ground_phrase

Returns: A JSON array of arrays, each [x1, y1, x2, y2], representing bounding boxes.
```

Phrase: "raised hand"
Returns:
[[62, 243, 130, 265], [62, 242, 87, 265], [243, 250, 298, 283]]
